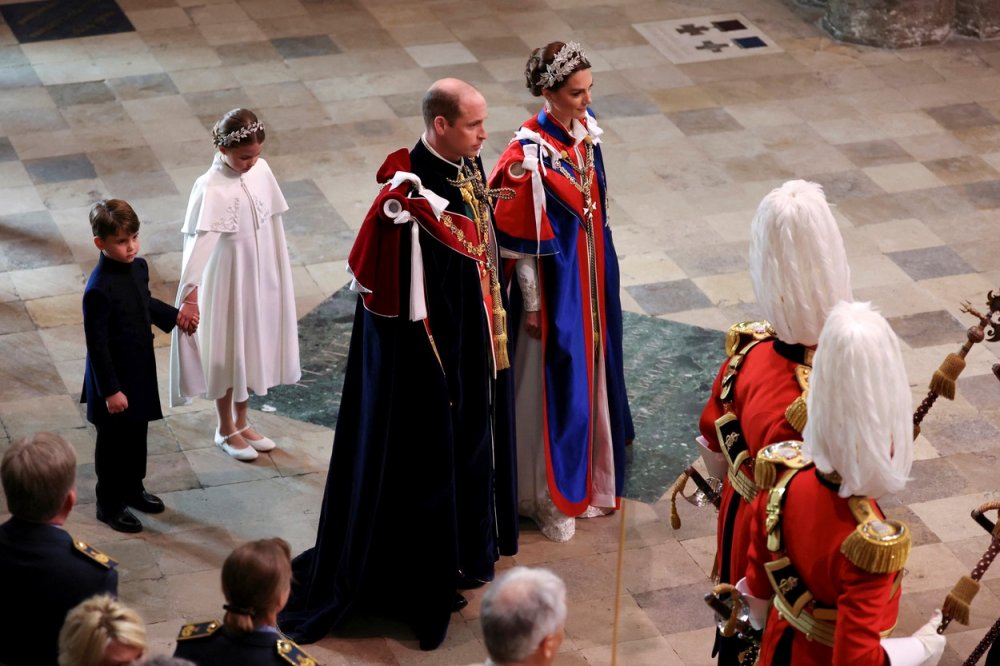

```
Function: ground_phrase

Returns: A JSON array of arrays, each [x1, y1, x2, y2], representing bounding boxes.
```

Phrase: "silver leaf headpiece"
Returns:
[[214, 121, 265, 147], [538, 42, 587, 90]]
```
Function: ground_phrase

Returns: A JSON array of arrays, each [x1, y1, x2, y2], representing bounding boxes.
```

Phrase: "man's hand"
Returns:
[[106, 391, 128, 414]]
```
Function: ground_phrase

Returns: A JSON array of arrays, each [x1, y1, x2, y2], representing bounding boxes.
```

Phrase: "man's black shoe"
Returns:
[[452, 593, 468, 612], [126, 490, 165, 514], [97, 506, 142, 533], [457, 574, 486, 590]]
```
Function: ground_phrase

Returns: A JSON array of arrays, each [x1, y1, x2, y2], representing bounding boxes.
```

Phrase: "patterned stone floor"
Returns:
[[2, 0, 1000, 664]]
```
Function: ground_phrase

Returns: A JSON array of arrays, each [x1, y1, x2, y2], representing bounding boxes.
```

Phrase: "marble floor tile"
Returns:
[[887, 245, 977, 281], [888, 309, 970, 348], [22, 152, 98, 184], [666, 107, 743, 135], [626, 279, 713, 317], [838, 138, 912, 167], [864, 161, 945, 193], [926, 102, 1000, 130]]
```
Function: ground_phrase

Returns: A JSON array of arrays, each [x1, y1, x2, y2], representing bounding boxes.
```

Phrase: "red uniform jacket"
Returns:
[[699, 338, 808, 584], [746, 468, 900, 666]]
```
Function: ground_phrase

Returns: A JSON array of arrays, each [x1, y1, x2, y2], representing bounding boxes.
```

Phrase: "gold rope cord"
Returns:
[[451, 163, 513, 370]]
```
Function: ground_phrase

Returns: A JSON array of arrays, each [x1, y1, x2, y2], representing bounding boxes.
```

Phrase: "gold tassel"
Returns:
[[668, 471, 689, 529], [785, 395, 807, 433], [492, 300, 509, 371], [494, 333, 509, 371], [941, 575, 979, 626], [755, 457, 777, 491], [929, 353, 965, 400], [840, 526, 911, 574]]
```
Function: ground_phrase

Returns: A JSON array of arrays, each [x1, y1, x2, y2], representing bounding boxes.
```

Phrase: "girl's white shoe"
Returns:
[[214, 428, 258, 462], [243, 430, 276, 452]]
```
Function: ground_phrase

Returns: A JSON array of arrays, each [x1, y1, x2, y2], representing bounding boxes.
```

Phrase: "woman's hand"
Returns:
[[524, 310, 542, 339]]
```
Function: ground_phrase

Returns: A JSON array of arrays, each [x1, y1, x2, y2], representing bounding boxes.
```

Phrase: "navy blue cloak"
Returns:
[[279, 141, 518, 651]]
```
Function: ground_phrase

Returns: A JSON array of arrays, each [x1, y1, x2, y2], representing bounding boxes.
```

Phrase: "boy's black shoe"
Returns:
[[127, 490, 165, 514], [452, 593, 468, 612], [97, 506, 142, 533]]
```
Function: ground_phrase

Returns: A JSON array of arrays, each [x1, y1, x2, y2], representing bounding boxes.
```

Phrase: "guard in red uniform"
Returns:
[[698, 180, 851, 664], [741, 301, 945, 666]]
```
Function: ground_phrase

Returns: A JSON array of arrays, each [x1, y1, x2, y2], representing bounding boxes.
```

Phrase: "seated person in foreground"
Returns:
[[0, 432, 119, 666], [59, 594, 146, 666], [478, 567, 567, 666], [174, 538, 314, 665]]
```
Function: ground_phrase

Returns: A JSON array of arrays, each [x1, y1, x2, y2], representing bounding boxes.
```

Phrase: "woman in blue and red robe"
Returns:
[[489, 41, 633, 542]]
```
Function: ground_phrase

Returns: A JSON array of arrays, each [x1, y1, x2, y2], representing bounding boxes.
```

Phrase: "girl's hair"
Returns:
[[212, 108, 265, 148], [58, 594, 146, 666], [221, 538, 292, 634], [525, 41, 591, 96]]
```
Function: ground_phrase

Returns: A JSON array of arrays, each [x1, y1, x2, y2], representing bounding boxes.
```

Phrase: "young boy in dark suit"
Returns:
[[82, 199, 197, 533]]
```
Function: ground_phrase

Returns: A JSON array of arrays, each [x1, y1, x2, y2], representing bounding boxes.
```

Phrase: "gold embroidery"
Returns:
[[777, 576, 798, 596]]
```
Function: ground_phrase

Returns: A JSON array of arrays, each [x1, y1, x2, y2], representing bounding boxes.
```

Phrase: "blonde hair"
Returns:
[[749, 179, 852, 346], [221, 538, 292, 634], [58, 594, 146, 666], [804, 301, 913, 498], [1, 431, 76, 522]]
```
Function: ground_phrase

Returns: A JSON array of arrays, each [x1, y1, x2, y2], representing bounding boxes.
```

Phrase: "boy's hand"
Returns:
[[177, 304, 199, 336], [106, 391, 128, 414]]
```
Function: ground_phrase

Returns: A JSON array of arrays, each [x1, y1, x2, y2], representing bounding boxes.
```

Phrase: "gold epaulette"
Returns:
[[725, 321, 776, 357], [277, 638, 318, 666], [176, 620, 220, 641], [841, 497, 910, 574], [784, 364, 811, 433], [73, 538, 117, 569], [754, 440, 811, 490]]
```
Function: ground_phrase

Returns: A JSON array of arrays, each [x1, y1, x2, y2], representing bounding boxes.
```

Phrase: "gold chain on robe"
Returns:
[[451, 162, 514, 371]]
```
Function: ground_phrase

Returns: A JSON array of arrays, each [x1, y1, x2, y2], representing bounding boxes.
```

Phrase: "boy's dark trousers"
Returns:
[[94, 417, 148, 512]]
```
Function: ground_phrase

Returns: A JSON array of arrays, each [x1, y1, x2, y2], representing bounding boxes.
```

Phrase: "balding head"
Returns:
[[480, 567, 566, 665], [421, 78, 488, 162]]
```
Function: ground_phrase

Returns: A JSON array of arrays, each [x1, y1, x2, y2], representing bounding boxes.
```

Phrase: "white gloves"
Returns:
[[881, 611, 946, 666], [735, 577, 770, 630], [697, 435, 728, 479]]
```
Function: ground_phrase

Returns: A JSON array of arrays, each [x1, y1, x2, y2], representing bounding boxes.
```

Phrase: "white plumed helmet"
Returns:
[[805, 300, 912, 498], [749, 179, 852, 346]]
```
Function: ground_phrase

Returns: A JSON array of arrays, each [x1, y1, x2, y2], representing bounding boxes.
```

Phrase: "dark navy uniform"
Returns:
[[173, 621, 316, 665], [81, 254, 177, 513], [0, 518, 118, 666]]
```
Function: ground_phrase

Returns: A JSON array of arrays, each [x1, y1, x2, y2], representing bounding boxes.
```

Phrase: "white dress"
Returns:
[[169, 154, 300, 407]]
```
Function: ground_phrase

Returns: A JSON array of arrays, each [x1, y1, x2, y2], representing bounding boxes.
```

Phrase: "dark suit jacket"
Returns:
[[81, 254, 177, 424], [174, 626, 308, 665], [0, 518, 119, 666]]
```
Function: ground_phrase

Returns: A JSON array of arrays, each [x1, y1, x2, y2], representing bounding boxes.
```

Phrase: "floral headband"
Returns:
[[538, 42, 588, 89], [214, 120, 264, 147]]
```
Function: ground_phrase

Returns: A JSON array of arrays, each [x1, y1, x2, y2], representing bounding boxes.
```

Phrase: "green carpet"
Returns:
[[252, 287, 725, 503]]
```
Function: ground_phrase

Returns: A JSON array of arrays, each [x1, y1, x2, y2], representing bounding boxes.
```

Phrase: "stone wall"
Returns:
[[955, 0, 1000, 37], [822, 0, 955, 48], [819, 0, 1000, 46]]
